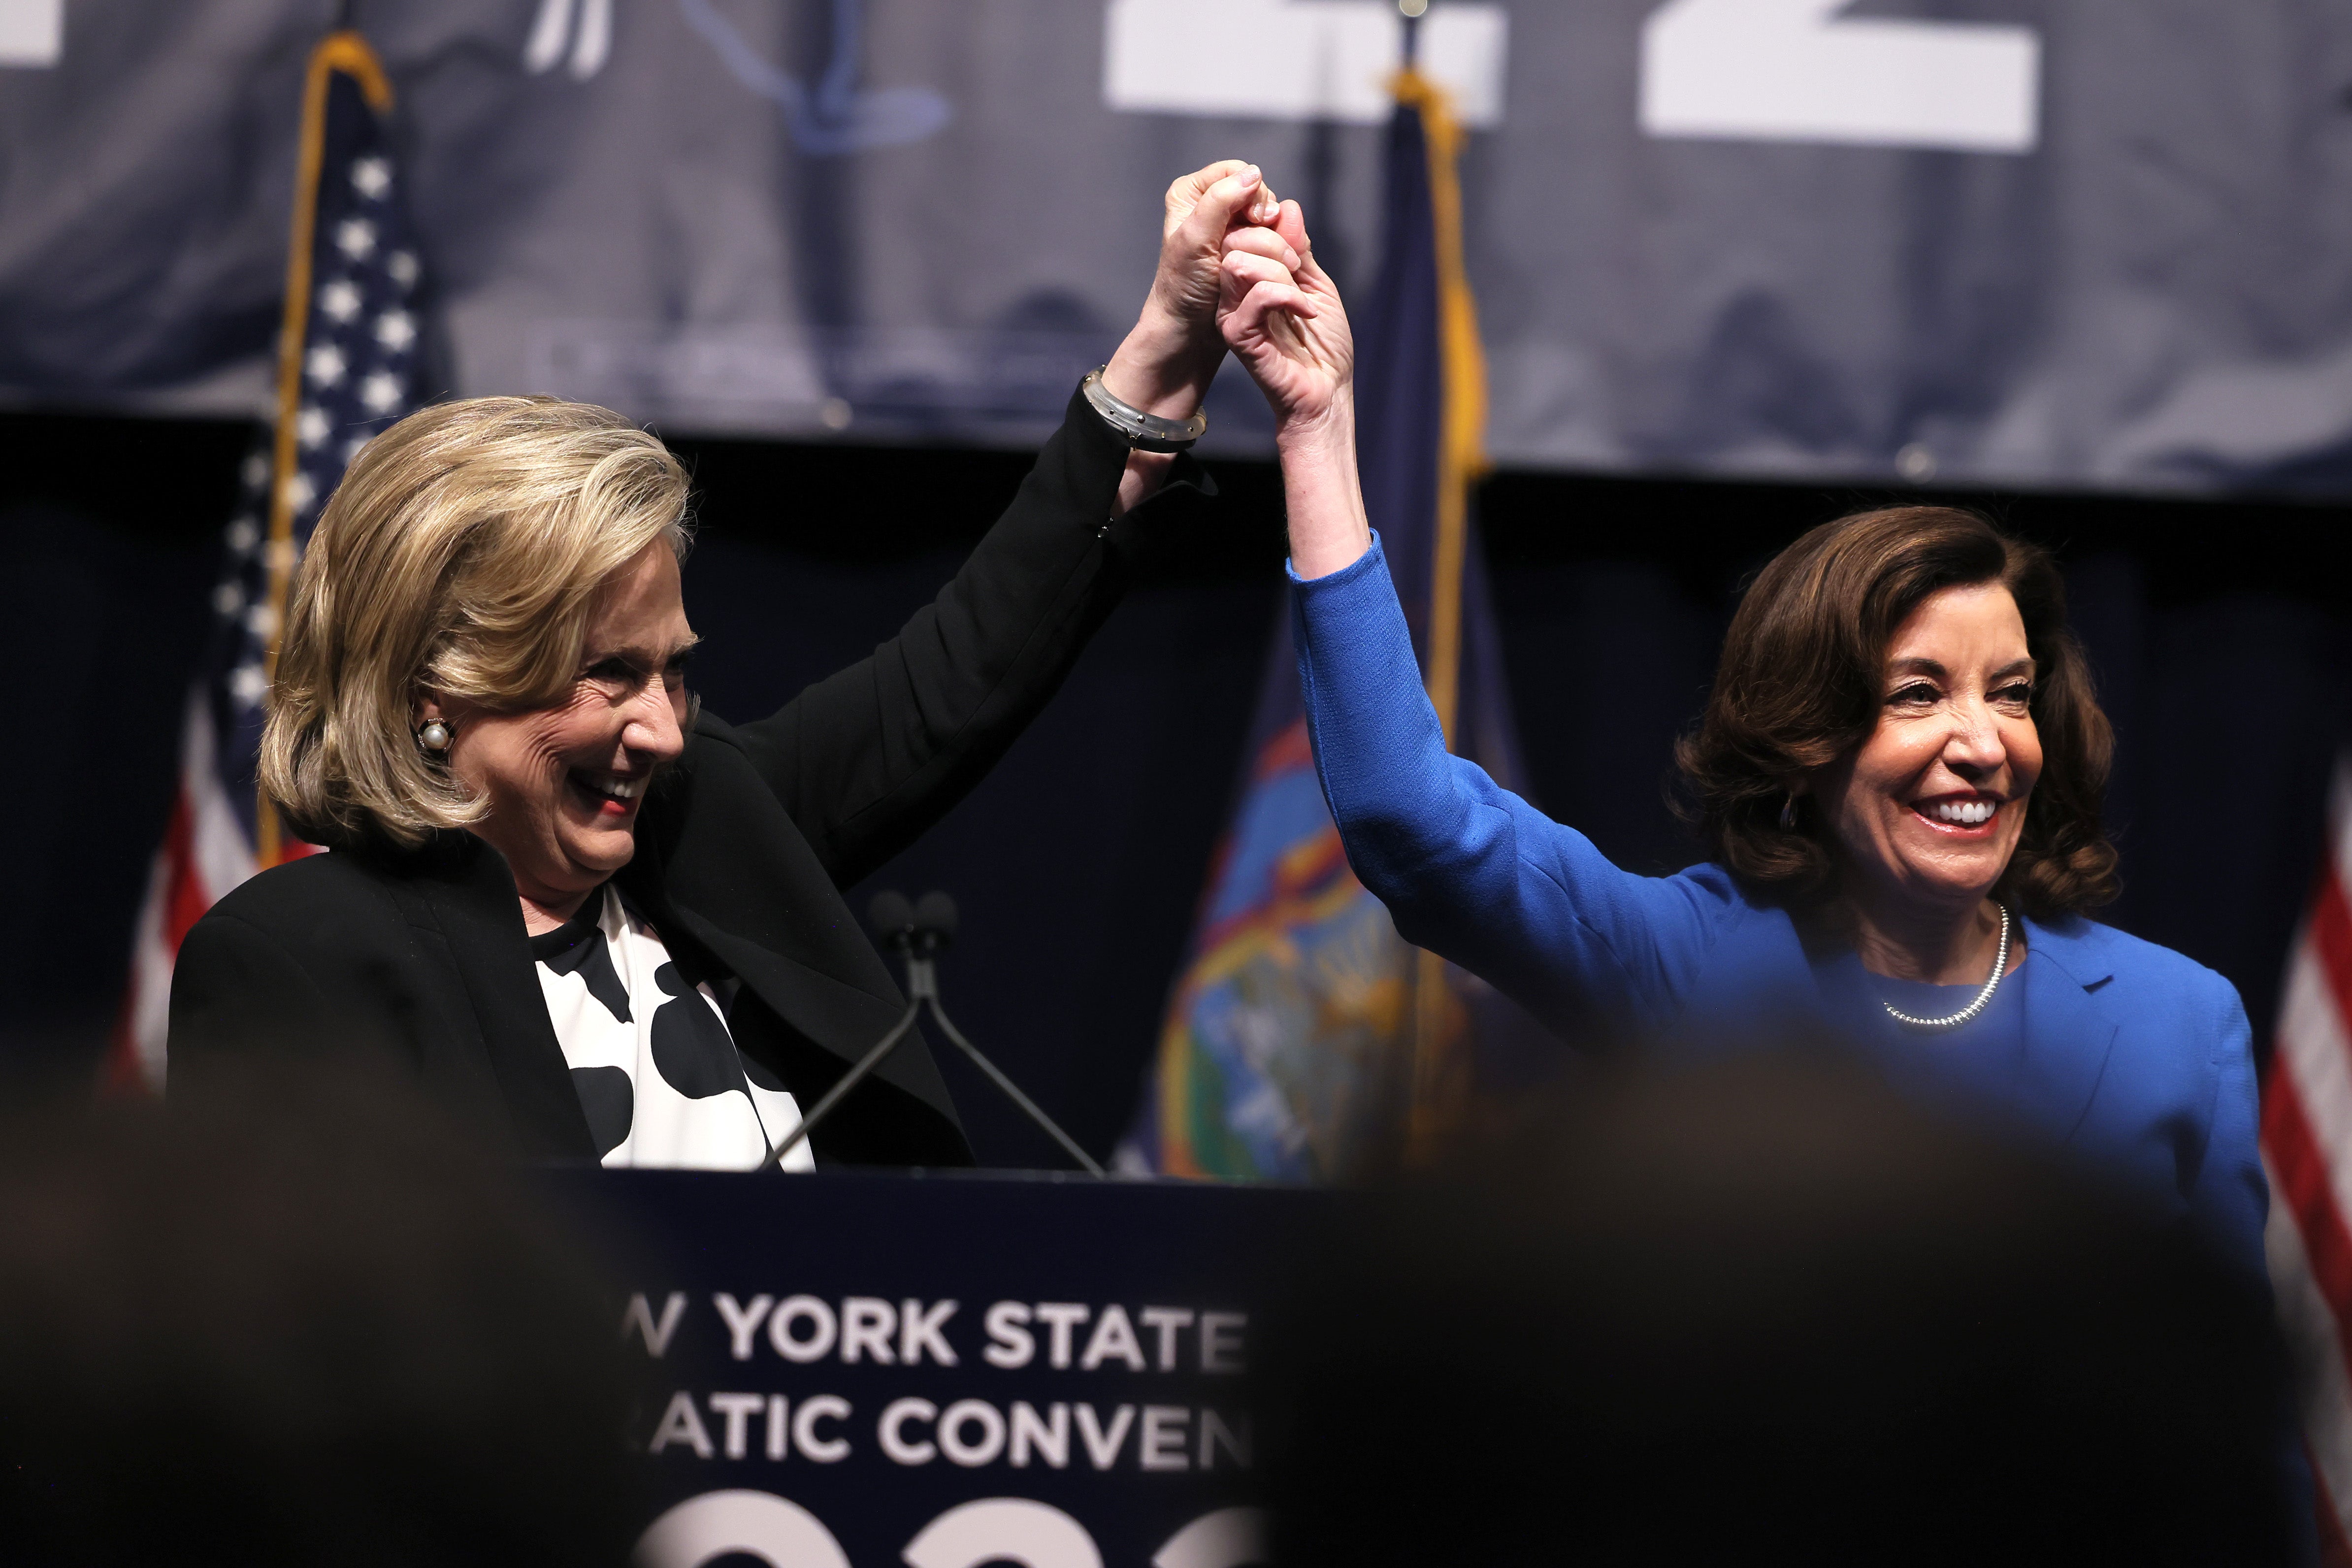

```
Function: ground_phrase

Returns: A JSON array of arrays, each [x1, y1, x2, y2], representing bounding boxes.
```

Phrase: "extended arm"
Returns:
[[730, 388, 1196, 886], [727, 162, 1279, 886], [1223, 202, 1722, 1035], [1293, 541, 1722, 1034]]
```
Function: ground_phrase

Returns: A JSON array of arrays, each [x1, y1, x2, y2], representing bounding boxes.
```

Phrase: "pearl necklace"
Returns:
[[1883, 903, 2012, 1032]]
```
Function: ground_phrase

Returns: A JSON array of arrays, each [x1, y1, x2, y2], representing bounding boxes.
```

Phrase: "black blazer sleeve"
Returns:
[[168, 911, 344, 1071], [725, 383, 1210, 888]]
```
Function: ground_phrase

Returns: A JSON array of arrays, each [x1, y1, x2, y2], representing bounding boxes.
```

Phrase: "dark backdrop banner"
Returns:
[[7, 0, 2352, 493]]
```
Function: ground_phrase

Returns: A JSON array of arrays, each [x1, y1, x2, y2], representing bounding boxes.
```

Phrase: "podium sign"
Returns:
[[546, 1170, 1326, 1567]]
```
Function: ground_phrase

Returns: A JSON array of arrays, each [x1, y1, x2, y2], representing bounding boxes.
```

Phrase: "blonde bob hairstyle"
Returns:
[[261, 395, 692, 851]]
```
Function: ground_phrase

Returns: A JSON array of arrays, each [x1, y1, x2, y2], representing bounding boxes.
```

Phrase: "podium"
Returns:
[[544, 1169, 1328, 1567]]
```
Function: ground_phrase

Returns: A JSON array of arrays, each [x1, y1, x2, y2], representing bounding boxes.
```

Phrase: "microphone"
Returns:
[[868, 890, 916, 950], [761, 890, 1105, 1176], [868, 890, 956, 955], [912, 891, 958, 947]]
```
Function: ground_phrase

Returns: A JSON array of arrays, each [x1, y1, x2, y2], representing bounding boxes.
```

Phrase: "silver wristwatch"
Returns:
[[1080, 365, 1208, 453]]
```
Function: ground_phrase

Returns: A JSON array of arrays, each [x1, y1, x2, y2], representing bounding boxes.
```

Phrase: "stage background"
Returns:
[[7, 412, 2346, 1163], [9, 0, 2352, 492], [8, 0, 2352, 1151]]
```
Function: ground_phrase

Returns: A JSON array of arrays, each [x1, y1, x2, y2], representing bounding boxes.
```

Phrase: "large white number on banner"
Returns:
[[1103, 0, 1507, 129], [522, 0, 612, 81], [1640, 0, 2039, 154], [0, 0, 63, 66]]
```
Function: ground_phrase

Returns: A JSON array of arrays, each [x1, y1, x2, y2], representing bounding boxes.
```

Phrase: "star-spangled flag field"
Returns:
[[108, 31, 427, 1092]]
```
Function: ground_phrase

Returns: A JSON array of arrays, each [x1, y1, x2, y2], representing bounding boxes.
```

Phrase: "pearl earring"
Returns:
[[418, 720, 452, 752], [1779, 793, 1799, 831]]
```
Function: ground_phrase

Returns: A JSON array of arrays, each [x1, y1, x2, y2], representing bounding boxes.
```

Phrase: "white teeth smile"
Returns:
[[586, 773, 644, 801], [1923, 798, 1995, 826]]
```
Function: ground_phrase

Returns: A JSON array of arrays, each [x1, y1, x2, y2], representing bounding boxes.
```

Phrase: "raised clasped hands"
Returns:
[[1102, 160, 1287, 515], [1102, 160, 1285, 421], [1100, 163, 1365, 570], [1217, 196, 1355, 450], [1218, 193, 1368, 578]]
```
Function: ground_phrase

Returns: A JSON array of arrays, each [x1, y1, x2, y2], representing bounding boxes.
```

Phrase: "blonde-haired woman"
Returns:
[[169, 162, 1294, 1170]]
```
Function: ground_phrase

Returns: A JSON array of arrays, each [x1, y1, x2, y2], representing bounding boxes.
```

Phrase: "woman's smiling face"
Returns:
[[425, 542, 695, 914], [1808, 581, 2042, 918]]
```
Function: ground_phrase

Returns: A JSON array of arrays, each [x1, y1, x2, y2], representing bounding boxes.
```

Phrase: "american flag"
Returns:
[[2264, 752, 2352, 1561], [107, 32, 425, 1092]]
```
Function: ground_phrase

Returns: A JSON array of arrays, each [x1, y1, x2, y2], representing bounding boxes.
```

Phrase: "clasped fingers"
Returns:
[[1222, 223, 1302, 275], [1219, 248, 1302, 302]]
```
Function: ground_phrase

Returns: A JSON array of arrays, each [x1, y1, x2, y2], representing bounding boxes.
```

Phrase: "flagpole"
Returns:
[[1397, 0, 1492, 1165], [255, 30, 394, 868]]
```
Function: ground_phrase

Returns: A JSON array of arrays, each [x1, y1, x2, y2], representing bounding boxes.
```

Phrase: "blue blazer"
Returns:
[[1293, 537, 2269, 1286]]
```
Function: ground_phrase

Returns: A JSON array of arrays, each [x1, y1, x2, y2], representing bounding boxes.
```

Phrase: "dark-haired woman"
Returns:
[[1213, 204, 2270, 1281]]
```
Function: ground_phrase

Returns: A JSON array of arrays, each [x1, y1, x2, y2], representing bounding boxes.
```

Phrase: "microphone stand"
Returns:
[[763, 893, 1106, 1177], [760, 997, 921, 1169]]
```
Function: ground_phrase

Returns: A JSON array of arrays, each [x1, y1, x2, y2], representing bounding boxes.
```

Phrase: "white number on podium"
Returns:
[[903, 1497, 1104, 1568], [1151, 1506, 1271, 1568], [637, 1493, 1262, 1568], [903, 1495, 1105, 1568], [635, 1489, 852, 1568]]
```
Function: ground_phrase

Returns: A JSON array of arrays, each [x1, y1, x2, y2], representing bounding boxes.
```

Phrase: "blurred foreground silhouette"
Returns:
[[0, 1043, 2298, 1563], [1267, 1050, 2299, 1567], [0, 1059, 640, 1566]]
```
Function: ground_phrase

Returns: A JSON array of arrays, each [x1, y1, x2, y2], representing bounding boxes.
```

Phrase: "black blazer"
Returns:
[[167, 390, 1208, 1166]]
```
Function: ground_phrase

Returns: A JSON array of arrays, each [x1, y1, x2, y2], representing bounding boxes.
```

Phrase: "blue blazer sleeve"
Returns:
[[2186, 978, 2269, 1285], [2177, 981, 2317, 1563], [1291, 537, 1734, 1037]]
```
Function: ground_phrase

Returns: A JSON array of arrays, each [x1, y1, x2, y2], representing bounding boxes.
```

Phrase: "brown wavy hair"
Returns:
[[1673, 506, 2118, 919]]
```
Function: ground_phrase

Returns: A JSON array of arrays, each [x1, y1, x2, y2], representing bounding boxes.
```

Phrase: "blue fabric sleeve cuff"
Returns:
[[1285, 531, 1386, 591]]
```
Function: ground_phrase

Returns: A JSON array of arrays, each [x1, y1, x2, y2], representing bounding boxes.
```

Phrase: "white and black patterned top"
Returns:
[[530, 886, 814, 1171]]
